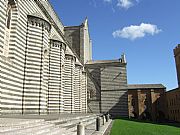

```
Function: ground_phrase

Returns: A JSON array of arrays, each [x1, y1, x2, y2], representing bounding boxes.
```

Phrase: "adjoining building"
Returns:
[[126, 45, 180, 122], [165, 45, 180, 122], [166, 88, 180, 122], [128, 84, 166, 121]]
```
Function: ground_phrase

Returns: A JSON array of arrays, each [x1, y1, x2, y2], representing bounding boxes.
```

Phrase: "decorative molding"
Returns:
[[50, 39, 66, 51], [27, 15, 51, 32]]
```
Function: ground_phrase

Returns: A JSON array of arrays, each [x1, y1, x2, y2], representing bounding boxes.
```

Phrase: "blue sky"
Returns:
[[49, 0, 180, 90]]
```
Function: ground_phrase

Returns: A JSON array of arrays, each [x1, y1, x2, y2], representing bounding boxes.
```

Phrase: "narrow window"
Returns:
[[6, 6, 12, 29], [4, 4, 12, 57]]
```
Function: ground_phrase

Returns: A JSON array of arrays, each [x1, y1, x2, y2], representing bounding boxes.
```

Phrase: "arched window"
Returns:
[[3, 4, 13, 57], [4, 1, 15, 57], [6, 5, 12, 29]]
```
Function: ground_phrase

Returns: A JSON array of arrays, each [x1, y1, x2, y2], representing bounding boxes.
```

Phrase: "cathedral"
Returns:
[[0, 0, 89, 115], [0, 0, 128, 116]]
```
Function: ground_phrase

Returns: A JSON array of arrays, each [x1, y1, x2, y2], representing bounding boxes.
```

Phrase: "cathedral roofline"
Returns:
[[86, 53, 127, 66], [86, 59, 121, 64], [85, 59, 126, 67]]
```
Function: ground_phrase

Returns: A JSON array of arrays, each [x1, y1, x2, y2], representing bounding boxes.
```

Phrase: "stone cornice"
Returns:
[[27, 15, 51, 32], [50, 39, 66, 51]]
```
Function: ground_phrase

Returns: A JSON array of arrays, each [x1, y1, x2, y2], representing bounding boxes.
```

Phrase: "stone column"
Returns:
[[96, 117, 101, 131], [74, 63, 83, 113], [102, 115, 106, 125], [137, 89, 141, 119], [81, 70, 87, 113], [77, 122, 85, 135]]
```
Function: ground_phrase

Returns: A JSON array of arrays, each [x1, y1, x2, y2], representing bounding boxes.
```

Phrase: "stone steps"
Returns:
[[0, 114, 111, 135], [1, 122, 55, 135], [53, 115, 97, 135], [0, 119, 45, 132]]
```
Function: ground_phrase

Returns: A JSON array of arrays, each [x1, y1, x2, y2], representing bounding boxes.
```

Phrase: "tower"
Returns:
[[174, 44, 180, 87], [64, 18, 92, 64]]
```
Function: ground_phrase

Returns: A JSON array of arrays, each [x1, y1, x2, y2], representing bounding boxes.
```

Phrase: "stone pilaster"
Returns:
[[48, 40, 66, 114], [137, 90, 141, 118], [74, 63, 83, 113], [150, 89, 156, 121], [64, 54, 76, 113], [22, 15, 51, 114]]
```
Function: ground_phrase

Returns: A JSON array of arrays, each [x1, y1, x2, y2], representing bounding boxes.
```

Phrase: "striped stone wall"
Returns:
[[22, 16, 51, 114], [0, 0, 25, 114], [74, 64, 82, 113], [0, 0, 87, 115], [87, 68, 101, 100], [100, 65, 128, 116], [63, 54, 75, 113], [82, 71, 87, 113], [48, 40, 66, 114], [86, 60, 128, 117]]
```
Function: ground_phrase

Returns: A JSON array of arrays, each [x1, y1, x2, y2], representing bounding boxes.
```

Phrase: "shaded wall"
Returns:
[[128, 88, 166, 121], [166, 88, 180, 122], [86, 60, 128, 117]]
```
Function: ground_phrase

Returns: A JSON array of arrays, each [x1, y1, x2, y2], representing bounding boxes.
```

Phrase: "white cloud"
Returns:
[[117, 0, 134, 9], [102, 0, 140, 11], [117, 0, 140, 9], [112, 23, 162, 40], [104, 0, 112, 2]]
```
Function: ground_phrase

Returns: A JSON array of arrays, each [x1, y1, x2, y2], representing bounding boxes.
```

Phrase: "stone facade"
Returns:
[[2, 0, 173, 121], [0, 0, 87, 114], [165, 44, 180, 122], [166, 88, 180, 122], [0, 0, 127, 117], [174, 44, 180, 87], [128, 84, 166, 121], [86, 55, 128, 117]]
